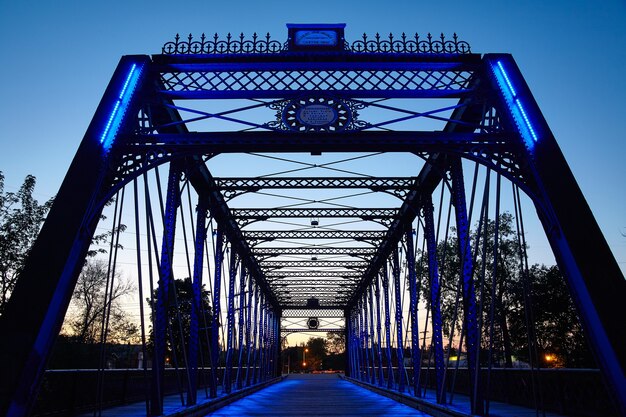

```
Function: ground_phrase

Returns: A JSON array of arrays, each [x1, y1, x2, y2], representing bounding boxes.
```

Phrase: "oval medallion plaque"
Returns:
[[282, 96, 352, 132]]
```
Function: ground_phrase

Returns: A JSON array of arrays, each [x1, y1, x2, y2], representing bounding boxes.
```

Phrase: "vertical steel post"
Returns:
[[263, 306, 271, 380], [450, 157, 482, 413], [423, 200, 446, 404], [405, 229, 422, 397], [344, 310, 352, 378], [262, 308, 270, 380], [187, 198, 207, 406], [355, 300, 365, 381], [244, 279, 254, 386], [352, 310, 360, 379], [151, 164, 181, 416], [368, 285, 377, 386], [274, 311, 281, 377], [248, 284, 259, 386], [255, 292, 265, 384], [210, 229, 225, 398], [224, 249, 237, 394], [392, 246, 406, 393], [382, 264, 394, 389], [374, 274, 385, 387], [235, 268, 247, 389], [360, 298, 370, 383]]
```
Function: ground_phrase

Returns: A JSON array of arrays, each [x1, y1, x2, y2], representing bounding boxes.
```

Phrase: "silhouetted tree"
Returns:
[[415, 212, 591, 367], [305, 337, 327, 370], [149, 277, 214, 366], [0, 172, 53, 314], [66, 258, 137, 344], [326, 330, 346, 354]]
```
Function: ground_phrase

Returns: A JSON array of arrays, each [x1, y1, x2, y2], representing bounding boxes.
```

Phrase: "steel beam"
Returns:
[[187, 197, 208, 406], [405, 229, 422, 397], [266, 271, 362, 279], [213, 176, 417, 191], [280, 328, 344, 334], [236, 266, 247, 390], [485, 54, 626, 414], [243, 230, 386, 242], [382, 265, 394, 390], [210, 229, 225, 398], [423, 200, 446, 404], [151, 164, 181, 416], [449, 157, 482, 413], [374, 274, 385, 387], [261, 261, 368, 269], [224, 250, 238, 394], [253, 247, 377, 257], [392, 247, 406, 393], [231, 208, 397, 220], [186, 165, 279, 310], [0, 56, 150, 417], [367, 285, 377, 386], [269, 280, 357, 287], [126, 131, 507, 154]]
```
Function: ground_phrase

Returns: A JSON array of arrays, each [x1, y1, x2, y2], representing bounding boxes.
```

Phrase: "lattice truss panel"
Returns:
[[159, 69, 473, 95], [105, 57, 534, 311]]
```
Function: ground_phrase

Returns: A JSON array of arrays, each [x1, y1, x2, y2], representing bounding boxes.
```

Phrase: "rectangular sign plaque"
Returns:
[[287, 23, 346, 51]]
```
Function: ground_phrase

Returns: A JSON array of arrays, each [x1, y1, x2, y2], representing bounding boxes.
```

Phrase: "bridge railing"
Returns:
[[32, 367, 265, 417], [367, 367, 616, 417]]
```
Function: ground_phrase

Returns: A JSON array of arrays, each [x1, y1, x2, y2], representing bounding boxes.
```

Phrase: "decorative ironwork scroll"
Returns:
[[161, 32, 471, 55], [266, 96, 369, 132], [351, 32, 471, 54], [162, 33, 285, 55]]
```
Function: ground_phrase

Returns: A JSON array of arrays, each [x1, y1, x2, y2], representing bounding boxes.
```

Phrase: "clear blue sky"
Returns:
[[0, 0, 624, 272]]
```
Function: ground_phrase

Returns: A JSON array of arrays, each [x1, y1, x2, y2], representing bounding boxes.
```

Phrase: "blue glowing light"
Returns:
[[514, 98, 538, 142], [497, 61, 517, 96], [100, 63, 143, 150], [492, 60, 539, 148]]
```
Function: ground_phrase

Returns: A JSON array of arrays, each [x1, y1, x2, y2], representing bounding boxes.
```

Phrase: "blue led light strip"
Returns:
[[493, 60, 538, 145], [100, 63, 143, 150]]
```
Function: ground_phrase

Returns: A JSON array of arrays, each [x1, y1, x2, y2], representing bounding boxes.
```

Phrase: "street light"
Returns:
[[303, 347, 309, 370]]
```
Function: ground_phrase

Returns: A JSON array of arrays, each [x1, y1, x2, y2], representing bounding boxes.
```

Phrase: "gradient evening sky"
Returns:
[[0, 0, 624, 274]]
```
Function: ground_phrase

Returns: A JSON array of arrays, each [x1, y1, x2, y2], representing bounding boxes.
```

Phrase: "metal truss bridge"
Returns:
[[0, 24, 624, 417]]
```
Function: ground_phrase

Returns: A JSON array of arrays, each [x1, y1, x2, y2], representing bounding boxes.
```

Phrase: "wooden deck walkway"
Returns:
[[205, 374, 431, 416]]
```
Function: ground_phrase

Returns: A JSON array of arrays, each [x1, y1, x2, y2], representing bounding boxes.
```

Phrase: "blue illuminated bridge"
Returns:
[[0, 24, 624, 417]]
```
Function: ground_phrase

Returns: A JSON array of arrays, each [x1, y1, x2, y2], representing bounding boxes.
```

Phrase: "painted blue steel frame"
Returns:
[[0, 56, 150, 417], [151, 164, 181, 416], [374, 274, 385, 387], [244, 278, 254, 386], [187, 198, 208, 406], [484, 55, 626, 414], [382, 265, 394, 390], [210, 229, 225, 398], [405, 229, 422, 398], [423, 201, 446, 404], [1, 37, 625, 417], [235, 267, 247, 390], [449, 157, 482, 414], [367, 285, 377, 387], [247, 284, 259, 387], [224, 249, 238, 393], [392, 248, 405, 393]]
